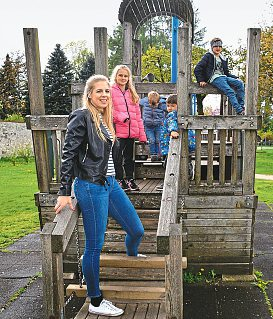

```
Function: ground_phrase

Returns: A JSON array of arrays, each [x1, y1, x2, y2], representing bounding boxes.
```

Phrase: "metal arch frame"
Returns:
[[118, 0, 194, 38]]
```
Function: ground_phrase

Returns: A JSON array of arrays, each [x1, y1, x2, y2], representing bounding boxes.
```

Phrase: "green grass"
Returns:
[[256, 147, 273, 175], [0, 158, 39, 249]]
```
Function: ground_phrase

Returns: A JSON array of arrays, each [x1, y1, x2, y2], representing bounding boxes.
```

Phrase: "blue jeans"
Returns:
[[211, 76, 245, 113], [73, 176, 144, 298], [145, 126, 161, 155]]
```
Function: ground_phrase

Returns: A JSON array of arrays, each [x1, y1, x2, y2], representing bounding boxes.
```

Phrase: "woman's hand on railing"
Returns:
[[54, 196, 75, 214]]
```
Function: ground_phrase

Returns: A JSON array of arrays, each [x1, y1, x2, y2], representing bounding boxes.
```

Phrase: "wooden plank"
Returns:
[[157, 138, 181, 254], [189, 82, 222, 94], [179, 194, 258, 209], [51, 131, 60, 182], [231, 130, 239, 185], [182, 226, 252, 235], [184, 234, 252, 242], [183, 241, 251, 249], [23, 28, 50, 193], [242, 130, 257, 194], [99, 254, 187, 269], [188, 184, 242, 195], [122, 22, 133, 69], [66, 284, 165, 300], [194, 129, 202, 185], [25, 115, 68, 130], [180, 208, 253, 219], [51, 199, 79, 253], [94, 27, 108, 76], [178, 115, 260, 130], [219, 129, 226, 185], [135, 82, 176, 94], [182, 219, 252, 227], [245, 28, 261, 115], [157, 302, 166, 319], [207, 129, 214, 185], [146, 303, 160, 319], [100, 267, 165, 281], [74, 302, 89, 319], [165, 224, 183, 319], [40, 223, 55, 318], [133, 303, 148, 319]]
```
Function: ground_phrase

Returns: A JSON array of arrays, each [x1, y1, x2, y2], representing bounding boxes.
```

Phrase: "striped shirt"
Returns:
[[99, 115, 116, 177]]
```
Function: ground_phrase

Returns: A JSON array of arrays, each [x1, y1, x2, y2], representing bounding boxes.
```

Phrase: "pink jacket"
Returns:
[[111, 84, 147, 142]]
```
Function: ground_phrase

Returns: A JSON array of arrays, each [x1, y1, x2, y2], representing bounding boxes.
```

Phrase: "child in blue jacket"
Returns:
[[140, 91, 166, 161], [157, 94, 195, 190]]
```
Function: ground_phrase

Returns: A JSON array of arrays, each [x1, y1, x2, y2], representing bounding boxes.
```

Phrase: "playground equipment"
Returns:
[[24, 0, 261, 318]]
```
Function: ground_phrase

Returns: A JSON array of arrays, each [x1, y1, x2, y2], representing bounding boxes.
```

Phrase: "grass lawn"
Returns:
[[255, 146, 273, 175], [0, 158, 39, 249]]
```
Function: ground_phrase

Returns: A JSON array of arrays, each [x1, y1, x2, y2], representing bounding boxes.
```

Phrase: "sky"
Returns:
[[0, 0, 272, 68]]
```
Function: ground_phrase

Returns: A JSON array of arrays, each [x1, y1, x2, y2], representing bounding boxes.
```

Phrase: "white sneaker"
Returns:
[[137, 253, 147, 258], [89, 299, 124, 316]]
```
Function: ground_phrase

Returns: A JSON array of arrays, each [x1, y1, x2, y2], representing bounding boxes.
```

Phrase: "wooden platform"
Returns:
[[75, 301, 166, 319]]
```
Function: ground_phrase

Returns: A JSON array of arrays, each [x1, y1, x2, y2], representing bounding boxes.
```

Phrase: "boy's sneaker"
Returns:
[[237, 107, 245, 115], [137, 253, 147, 258], [89, 299, 124, 316], [118, 179, 130, 191], [127, 179, 139, 191], [151, 154, 158, 162], [156, 183, 164, 191]]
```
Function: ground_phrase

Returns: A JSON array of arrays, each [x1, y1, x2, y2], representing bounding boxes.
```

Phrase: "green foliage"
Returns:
[[0, 54, 27, 120], [253, 270, 273, 317], [0, 158, 39, 249], [108, 24, 123, 74], [183, 268, 217, 284], [3, 113, 25, 123], [142, 47, 171, 82], [79, 53, 95, 82], [64, 40, 93, 80], [43, 44, 73, 115]]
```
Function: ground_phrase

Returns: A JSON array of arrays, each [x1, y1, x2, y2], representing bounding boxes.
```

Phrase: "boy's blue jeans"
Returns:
[[211, 76, 245, 113], [145, 126, 161, 155], [74, 176, 144, 298]]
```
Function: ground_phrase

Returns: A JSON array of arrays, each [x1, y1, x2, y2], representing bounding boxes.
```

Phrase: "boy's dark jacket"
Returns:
[[194, 52, 237, 83]]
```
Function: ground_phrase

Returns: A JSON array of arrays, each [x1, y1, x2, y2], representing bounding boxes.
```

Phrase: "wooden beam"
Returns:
[[23, 28, 50, 193], [165, 224, 183, 319], [94, 27, 108, 76], [122, 22, 133, 69]]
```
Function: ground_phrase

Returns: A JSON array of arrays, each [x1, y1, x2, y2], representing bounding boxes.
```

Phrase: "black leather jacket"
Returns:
[[58, 108, 119, 196]]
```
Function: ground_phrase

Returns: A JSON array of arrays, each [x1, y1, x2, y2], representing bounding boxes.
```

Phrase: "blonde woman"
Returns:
[[55, 75, 144, 317], [110, 65, 147, 191]]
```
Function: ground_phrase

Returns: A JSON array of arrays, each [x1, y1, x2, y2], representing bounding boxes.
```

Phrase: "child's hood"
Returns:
[[208, 50, 227, 61]]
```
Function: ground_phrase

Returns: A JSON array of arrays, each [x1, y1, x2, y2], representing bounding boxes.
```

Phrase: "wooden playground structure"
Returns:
[[24, 0, 261, 318]]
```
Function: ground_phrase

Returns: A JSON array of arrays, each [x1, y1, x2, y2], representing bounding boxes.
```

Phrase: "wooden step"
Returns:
[[105, 229, 157, 243], [67, 281, 165, 300], [100, 254, 187, 269]]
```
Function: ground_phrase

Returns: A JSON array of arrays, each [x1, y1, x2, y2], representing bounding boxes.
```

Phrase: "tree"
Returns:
[[142, 47, 171, 82], [78, 53, 95, 82], [0, 54, 22, 119], [108, 24, 123, 74], [43, 44, 73, 115], [64, 41, 92, 79]]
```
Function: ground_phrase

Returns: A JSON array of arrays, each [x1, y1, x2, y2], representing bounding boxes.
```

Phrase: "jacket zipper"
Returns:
[[82, 144, 88, 163], [122, 91, 131, 138]]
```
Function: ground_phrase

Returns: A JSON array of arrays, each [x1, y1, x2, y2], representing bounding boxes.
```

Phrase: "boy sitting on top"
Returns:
[[194, 37, 245, 115]]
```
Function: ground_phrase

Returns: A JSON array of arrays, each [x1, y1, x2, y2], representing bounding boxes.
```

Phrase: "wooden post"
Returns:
[[133, 39, 142, 82], [122, 22, 133, 69], [177, 26, 190, 194], [242, 28, 261, 194], [23, 28, 50, 193], [94, 27, 108, 76], [165, 224, 183, 319]]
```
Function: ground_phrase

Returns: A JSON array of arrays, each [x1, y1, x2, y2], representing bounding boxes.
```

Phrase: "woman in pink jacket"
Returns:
[[110, 65, 147, 191]]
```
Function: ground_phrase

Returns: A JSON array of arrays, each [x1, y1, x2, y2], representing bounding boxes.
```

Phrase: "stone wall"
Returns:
[[0, 122, 33, 158]]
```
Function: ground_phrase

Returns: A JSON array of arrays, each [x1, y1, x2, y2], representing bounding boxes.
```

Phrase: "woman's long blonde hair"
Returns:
[[82, 74, 115, 141], [110, 65, 139, 104]]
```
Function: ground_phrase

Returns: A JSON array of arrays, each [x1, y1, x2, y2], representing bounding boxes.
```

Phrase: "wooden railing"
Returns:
[[40, 199, 79, 318]]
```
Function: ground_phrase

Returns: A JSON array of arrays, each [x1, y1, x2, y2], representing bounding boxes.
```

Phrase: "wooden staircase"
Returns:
[[66, 195, 187, 318]]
